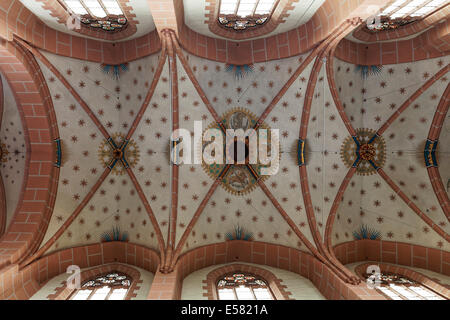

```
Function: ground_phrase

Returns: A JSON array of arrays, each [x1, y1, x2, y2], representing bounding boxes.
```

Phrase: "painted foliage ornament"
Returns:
[[98, 132, 140, 176], [340, 128, 386, 176], [201, 108, 278, 196]]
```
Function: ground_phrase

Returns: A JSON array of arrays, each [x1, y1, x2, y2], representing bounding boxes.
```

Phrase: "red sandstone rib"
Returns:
[[126, 167, 167, 270], [126, 34, 168, 140], [20, 168, 111, 268], [427, 84, 450, 221], [377, 64, 450, 135], [17, 39, 112, 140], [377, 168, 450, 242]]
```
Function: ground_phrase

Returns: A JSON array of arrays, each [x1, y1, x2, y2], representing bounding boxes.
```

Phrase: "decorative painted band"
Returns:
[[54, 139, 62, 168], [297, 139, 305, 166], [424, 139, 438, 168], [333, 239, 450, 276]]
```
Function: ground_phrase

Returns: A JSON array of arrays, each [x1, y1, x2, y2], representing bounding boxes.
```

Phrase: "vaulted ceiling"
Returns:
[[0, 0, 448, 282]]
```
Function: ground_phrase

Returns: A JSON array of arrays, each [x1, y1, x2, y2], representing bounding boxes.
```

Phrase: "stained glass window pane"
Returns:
[[237, 0, 258, 17], [90, 286, 111, 300], [235, 286, 255, 300], [408, 286, 443, 300], [220, 0, 239, 14], [72, 289, 92, 300], [218, 288, 236, 300], [365, 272, 445, 300], [217, 273, 274, 300], [391, 0, 408, 6], [428, 0, 446, 6], [378, 287, 402, 300], [255, 0, 276, 14], [84, 0, 107, 17], [408, 0, 428, 6], [102, 0, 123, 15], [65, 0, 88, 14], [380, 0, 445, 19], [253, 288, 272, 300], [108, 288, 128, 300]]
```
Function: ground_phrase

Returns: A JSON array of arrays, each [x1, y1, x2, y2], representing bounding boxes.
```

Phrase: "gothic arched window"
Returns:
[[70, 271, 132, 300], [366, 0, 446, 32], [218, 0, 278, 31], [365, 272, 446, 300], [217, 273, 274, 300], [61, 0, 127, 32]]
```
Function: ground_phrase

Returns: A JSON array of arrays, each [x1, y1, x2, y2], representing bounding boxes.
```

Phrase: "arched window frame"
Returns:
[[69, 271, 132, 300], [203, 264, 291, 300], [217, 0, 280, 31], [39, 0, 139, 40], [216, 272, 275, 300], [365, 0, 448, 33], [47, 263, 142, 300], [364, 271, 446, 300], [59, 0, 128, 32], [355, 263, 449, 300], [205, 0, 297, 40]]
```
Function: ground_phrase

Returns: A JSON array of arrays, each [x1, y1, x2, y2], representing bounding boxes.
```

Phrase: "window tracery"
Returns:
[[364, 272, 445, 300], [217, 273, 274, 300], [70, 271, 131, 300], [218, 0, 278, 31], [61, 0, 128, 32], [366, 0, 446, 32]]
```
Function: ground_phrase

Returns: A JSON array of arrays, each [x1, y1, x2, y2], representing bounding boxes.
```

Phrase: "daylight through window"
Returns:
[[365, 272, 445, 300], [62, 0, 127, 31], [218, 0, 278, 31], [217, 273, 274, 300], [70, 272, 131, 300], [366, 0, 447, 32]]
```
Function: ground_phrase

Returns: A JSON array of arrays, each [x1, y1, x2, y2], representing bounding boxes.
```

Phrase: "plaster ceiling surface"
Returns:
[[303, 64, 358, 240], [18, 0, 156, 42], [439, 108, 450, 201], [0, 74, 27, 231], [183, 0, 326, 41], [180, 50, 318, 254], [36, 50, 165, 253], [332, 57, 450, 251], [13, 38, 448, 258]]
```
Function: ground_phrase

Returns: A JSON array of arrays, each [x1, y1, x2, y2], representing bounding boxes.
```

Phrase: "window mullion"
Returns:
[[86, 287, 97, 300], [385, 0, 410, 18], [389, 285, 411, 300], [404, 285, 425, 300], [404, 0, 434, 17], [98, 0, 110, 16], [251, 0, 260, 16], [104, 287, 114, 300], [250, 286, 257, 300], [234, 0, 241, 16], [79, 0, 95, 17], [387, 286, 406, 300], [233, 287, 239, 300]]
